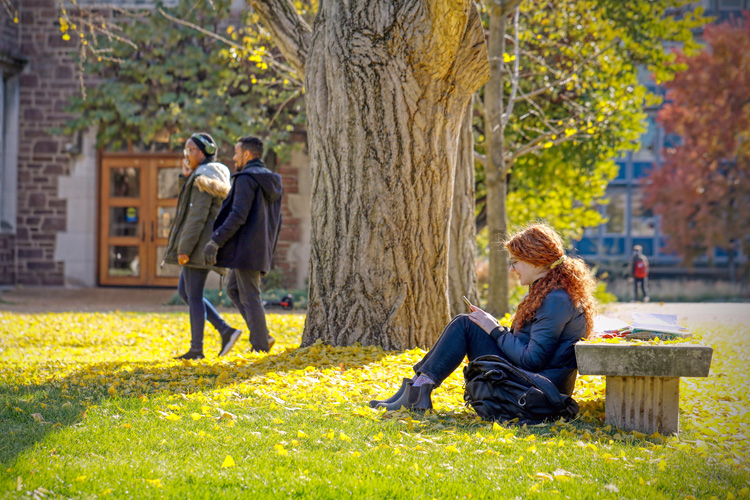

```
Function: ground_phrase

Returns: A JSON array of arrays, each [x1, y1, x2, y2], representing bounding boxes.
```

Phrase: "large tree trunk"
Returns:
[[448, 101, 479, 317], [298, 1, 489, 349], [484, 1, 521, 316]]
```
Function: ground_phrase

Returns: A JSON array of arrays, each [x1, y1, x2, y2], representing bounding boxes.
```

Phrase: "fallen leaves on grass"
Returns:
[[0, 311, 748, 471]]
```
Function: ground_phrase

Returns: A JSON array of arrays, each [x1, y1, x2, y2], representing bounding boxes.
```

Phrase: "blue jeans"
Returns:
[[178, 267, 233, 352], [413, 315, 507, 386]]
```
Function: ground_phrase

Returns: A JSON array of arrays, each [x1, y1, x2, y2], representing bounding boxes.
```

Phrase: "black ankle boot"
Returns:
[[174, 349, 205, 360], [368, 378, 413, 408], [377, 383, 434, 412]]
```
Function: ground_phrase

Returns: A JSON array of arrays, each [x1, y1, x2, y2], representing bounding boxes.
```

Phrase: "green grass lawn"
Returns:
[[1, 311, 748, 499]]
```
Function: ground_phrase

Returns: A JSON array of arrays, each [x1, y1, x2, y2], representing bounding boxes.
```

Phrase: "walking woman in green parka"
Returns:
[[162, 133, 240, 360]]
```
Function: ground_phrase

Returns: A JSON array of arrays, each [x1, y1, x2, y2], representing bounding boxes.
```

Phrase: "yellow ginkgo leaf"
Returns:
[[73, 475, 87, 482], [297, 430, 308, 438], [145, 479, 163, 487], [221, 455, 236, 468], [190, 413, 202, 421], [445, 445, 459, 453]]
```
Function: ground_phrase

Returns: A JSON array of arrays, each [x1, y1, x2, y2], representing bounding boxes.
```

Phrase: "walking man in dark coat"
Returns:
[[202, 136, 283, 355]]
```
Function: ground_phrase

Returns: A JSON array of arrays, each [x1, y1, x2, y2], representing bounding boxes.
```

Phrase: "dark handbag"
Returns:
[[463, 355, 579, 424]]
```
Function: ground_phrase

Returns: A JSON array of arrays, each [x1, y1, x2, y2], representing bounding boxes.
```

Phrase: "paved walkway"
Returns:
[[1, 286, 748, 326], [0, 286, 182, 313], [600, 301, 750, 328]]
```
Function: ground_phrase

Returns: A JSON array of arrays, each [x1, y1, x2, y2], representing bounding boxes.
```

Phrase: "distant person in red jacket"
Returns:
[[631, 245, 650, 302]]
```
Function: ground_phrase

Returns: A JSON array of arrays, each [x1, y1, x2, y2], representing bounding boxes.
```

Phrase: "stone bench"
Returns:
[[574, 342, 713, 435]]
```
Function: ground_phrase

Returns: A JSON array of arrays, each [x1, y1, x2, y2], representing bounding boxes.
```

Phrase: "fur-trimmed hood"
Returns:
[[193, 161, 231, 199]]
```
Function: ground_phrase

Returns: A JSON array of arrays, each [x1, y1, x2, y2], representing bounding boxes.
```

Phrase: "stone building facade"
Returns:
[[0, 0, 311, 289]]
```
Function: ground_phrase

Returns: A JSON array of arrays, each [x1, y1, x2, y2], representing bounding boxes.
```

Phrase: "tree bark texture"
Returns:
[[249, 0, 311, 78], [448, 101, 479, 317], [484, 5, 510, 316], [299, 1, 489, 349]]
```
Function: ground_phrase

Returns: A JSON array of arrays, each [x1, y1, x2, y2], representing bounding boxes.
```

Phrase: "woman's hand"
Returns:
[[467, 305, 500, 334], [181, 158, 193, 177], [177, 254, 189, 265]]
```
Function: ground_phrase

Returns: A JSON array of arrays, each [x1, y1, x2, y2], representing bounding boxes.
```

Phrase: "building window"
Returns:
[[631, 190, 656, 237], [1, 72, 20, 234], [605, 187, 627, 234]]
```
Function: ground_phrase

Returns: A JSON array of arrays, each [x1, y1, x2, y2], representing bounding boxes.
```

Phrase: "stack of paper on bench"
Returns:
[[628, 312, 690, 340]]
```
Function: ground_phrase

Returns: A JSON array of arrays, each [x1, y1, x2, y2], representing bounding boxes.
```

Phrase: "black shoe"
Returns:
[[368, 378, 413, 408], [377, 383, 434, 412], [174, 349, 204, 360], [251, 336, 276, 353], [219, 329, 242, 357]]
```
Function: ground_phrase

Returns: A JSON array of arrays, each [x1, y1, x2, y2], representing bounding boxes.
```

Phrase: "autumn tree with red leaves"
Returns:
[[643, 13, 750, 279]]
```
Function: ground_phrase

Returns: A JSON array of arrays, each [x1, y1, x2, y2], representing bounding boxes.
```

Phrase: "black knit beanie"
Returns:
[[190, 133, 217, 161]]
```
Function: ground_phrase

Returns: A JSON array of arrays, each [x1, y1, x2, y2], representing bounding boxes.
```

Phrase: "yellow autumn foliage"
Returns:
[[0, 311, 748, 472]]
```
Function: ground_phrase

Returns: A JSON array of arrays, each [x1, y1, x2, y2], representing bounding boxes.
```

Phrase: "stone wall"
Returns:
[[1, 0, 79, 285], [275, 147, 311, 290], [0, 2, 312, 290], [0, 1, 20, 284]]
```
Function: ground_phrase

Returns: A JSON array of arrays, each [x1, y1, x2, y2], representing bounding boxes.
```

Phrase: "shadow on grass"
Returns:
[[0, 343, 391, 466]]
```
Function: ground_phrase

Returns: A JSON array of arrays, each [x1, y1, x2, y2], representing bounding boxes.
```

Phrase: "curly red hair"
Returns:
[[505, 223, 597, 338]]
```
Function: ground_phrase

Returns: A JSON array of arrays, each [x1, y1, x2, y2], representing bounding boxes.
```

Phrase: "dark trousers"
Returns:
[[178, 266, 233, 352], [634, 278, 649, 301], [226, 269, 271, 351], [414, 315, 506, 386]]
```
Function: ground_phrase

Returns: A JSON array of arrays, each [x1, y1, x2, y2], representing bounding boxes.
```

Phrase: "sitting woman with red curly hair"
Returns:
[[369, 223, 598, 411]]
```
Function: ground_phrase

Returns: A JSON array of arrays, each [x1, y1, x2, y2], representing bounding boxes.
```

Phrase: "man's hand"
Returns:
[[177, 254, 189, 266], [467, 305, 500, 334], [202, 240, 219, 266]]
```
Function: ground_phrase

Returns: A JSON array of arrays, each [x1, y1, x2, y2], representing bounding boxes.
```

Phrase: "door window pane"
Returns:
[[156, 246, 180, 277], [157, 207, 175, 239], [108, 246, 140, 277], [110, 207, 140, 237], [158, 167, 181, 199], [110, 167, 140, 197]]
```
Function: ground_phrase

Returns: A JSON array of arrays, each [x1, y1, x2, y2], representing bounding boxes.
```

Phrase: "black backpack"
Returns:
[[463, 355, 579, 424]]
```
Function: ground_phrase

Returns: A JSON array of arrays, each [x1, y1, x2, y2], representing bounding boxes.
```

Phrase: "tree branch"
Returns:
[[249, 0, 312, 80], [157, 8, 301, 85], [502, 6, 520, 127], [495, 0, 524, 17]]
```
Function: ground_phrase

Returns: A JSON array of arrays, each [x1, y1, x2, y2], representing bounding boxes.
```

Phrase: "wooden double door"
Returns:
[[99, 154, 183, 286]]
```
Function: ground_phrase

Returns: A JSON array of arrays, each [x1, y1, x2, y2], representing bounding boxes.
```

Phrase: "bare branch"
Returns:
[[512, 39, 619, 103], [502, 6, 520, 127], [158, 7, 301, 86], [267, 88, 302, 129]]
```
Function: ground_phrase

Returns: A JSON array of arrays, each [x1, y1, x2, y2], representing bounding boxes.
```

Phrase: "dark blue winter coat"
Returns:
[[489, 288, 587, 395], [211, 159, 282, 272]]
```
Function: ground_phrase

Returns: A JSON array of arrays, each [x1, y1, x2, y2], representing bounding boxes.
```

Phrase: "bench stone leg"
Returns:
[[605, 376, 680, 435]]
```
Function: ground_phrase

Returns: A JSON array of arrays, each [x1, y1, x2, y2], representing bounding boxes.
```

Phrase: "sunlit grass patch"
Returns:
[[1, 311, 748, 498]]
